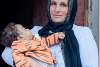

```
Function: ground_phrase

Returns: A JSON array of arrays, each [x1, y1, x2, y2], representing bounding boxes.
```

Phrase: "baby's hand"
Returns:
[[58, 32, 65, 40]]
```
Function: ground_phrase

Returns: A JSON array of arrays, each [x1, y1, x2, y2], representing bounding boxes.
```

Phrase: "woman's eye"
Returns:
[[51, 2, 56, 6], [60, 3, 67, 7]]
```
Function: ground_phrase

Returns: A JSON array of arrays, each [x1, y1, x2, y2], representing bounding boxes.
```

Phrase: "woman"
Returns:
[[1, 0, 98, 67], [32, 0, 98, 67]]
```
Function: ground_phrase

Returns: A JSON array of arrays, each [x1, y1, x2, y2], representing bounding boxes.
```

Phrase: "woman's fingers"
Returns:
[[58, 32, 65, 39]]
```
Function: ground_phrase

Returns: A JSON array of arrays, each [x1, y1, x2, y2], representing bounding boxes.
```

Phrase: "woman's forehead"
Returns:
[[50, 0, 68, 3]]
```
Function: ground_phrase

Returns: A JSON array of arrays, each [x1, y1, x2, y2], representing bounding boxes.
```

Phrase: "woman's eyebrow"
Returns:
[[60, 2, 68, 6], [51, 1, 57, 4]]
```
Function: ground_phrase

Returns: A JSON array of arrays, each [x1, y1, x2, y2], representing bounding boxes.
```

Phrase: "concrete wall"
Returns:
[[88, 0, 99, 47]]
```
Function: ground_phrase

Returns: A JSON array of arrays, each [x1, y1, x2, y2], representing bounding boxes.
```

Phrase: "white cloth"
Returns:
[[1, 47, 14, 67], [73, 25, 98, 67], [1, 25, 98, 67]]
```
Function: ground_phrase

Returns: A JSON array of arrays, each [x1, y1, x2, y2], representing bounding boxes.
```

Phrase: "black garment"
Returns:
[[38, 0, 82, 67]]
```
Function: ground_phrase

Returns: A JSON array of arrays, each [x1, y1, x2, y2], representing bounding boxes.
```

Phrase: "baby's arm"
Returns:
[[41, 32, 65, 47]]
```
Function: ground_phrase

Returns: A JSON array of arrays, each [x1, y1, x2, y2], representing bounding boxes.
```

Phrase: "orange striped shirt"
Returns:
[[11, 33, 60, 67]]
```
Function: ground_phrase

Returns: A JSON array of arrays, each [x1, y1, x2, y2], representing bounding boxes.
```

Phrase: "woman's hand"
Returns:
[[58, 32, 65, 40]]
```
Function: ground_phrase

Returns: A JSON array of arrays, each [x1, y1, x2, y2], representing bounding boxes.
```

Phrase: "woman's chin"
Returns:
[[52, 19, 64, 23], [51, 17, 65, 23]]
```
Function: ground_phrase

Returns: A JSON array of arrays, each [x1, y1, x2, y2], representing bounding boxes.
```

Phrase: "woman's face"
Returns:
[[15, 24, 33, 40], [50, 0, 68, 23]]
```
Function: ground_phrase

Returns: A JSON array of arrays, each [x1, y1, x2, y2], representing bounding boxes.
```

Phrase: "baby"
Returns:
[[1, 22, 65, 67]]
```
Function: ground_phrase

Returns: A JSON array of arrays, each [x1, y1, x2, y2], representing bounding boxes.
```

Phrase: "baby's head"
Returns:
[[1, 22, 33, 47], [1, 22, 18, 47], [15, 24, 33, 40]]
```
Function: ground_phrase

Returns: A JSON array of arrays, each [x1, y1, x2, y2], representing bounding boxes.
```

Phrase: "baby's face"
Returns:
[[15, 24, 33, 40]]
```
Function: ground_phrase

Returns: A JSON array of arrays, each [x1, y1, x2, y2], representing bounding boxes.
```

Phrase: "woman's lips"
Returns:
[[54, 15, 62, 18]]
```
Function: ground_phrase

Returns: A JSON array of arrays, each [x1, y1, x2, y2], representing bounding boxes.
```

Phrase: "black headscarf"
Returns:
[[38, 0, 82, 67]]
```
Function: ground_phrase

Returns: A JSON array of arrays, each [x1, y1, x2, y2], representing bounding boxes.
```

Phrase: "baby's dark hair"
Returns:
[[0, 22, 18, 47]]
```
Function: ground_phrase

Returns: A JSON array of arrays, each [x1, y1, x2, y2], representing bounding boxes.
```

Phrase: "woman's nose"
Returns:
[[55, 5, 61, 12]]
